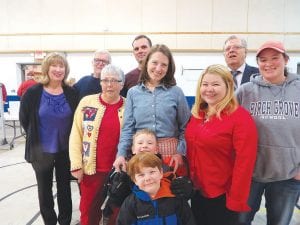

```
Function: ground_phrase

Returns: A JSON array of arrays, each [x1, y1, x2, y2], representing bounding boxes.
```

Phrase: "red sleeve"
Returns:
[[226, 107, 258, 212], [185, 116, 198, 184], [17, 83, 23, 97], [1, 84, 7, 102]]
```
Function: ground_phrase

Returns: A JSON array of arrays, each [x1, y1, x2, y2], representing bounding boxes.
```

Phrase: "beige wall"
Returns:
[[0, 0, 299, 52]]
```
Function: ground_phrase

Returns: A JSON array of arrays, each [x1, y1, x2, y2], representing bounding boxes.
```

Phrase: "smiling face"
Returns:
[[100, 72, 123, 101], [200, 73, 227, 109], [93, 52, 110, 78], [257, 48, 288, 84], [133, 38, 151, 66], [132, 133, 158, 155], [146, 52, 169, 86], [134, 166, 163, 198], [224, 38, 247, 71], [48, 63, 66, 83]]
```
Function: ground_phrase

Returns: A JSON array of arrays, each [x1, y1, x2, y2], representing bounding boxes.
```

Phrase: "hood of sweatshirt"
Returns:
[[249, 73, 300, 101]]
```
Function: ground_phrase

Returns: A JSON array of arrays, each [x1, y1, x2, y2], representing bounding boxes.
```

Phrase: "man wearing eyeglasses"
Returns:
[[121, 35, 152, 97], [74, 49, 112, 100], [223, 35, 258, 89]]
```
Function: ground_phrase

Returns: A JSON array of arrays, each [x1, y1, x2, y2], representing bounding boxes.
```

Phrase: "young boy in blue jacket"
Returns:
[[101, 129, 193, 224], [116, 152, 195, 225]]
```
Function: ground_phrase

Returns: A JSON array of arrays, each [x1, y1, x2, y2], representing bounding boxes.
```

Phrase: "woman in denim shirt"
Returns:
[[113, 44, 191, 173]]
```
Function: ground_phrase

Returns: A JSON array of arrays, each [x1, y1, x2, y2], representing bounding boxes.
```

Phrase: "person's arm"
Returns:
[[169, 87, 191, 171], [294, 172, 300, 180], [227, 108, 258, 212], [17, 83, 23, 97], [71, 169, 83, 183], [19, 88, 31, 131], [69, 100, 84, 173], [1, 83, 7, 102], [175, 87, 191, 156], [114, 89, 135, 171]]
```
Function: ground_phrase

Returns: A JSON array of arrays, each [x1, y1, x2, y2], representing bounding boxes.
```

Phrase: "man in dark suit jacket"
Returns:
[[223, 35, 259, 89]]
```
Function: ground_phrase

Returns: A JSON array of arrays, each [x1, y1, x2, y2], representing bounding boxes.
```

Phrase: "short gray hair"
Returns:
[[93, 49, 112, 64], [224, 35, 247, 49], [101, 64, 125, 84]]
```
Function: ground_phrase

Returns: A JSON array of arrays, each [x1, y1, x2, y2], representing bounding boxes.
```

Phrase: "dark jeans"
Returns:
[[191, 191, 242, 225], [32, 151, 72, 225], [238, 179, 300, 225]]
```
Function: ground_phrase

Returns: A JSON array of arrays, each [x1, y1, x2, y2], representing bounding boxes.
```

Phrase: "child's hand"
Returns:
[[171, 176, 194, 200], [113, 156, 127, 172], [169, 154, 183, 173]]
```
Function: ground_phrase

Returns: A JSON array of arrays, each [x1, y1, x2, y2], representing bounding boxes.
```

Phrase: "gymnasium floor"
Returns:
[[0, 126, 299, 225]]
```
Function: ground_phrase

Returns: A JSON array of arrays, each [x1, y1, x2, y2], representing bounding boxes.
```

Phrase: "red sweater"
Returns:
[[17, 79, 37, 97], [96, 96, 123, 172], [1, 83, 7, 102], [185, 106, 257, 212]]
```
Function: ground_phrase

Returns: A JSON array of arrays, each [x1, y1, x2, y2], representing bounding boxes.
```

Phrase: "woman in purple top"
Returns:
[[19, 52, 78, 225]]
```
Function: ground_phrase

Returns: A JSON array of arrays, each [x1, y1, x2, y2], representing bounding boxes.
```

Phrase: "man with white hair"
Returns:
[[223, 35, 259, 89], [74, 49, 112, 100]]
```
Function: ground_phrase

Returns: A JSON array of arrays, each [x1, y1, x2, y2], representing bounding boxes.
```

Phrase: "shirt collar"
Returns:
[[233, 63, 246, 74], [140, 82, 168, 91]]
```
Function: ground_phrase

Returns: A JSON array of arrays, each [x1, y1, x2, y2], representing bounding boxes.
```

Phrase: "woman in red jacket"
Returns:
[[185, 64, 258, 225]]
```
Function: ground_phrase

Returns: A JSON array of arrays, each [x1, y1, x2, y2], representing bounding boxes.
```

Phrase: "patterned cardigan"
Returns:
[[69, 94, 125, 175]]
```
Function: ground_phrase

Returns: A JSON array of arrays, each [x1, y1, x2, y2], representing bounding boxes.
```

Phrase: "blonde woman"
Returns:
[[19, 52, 78, 225], [185, 64, 257, 225]]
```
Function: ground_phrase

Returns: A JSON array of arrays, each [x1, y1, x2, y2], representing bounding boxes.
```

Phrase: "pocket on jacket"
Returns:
[[253, 144, 297, 181]]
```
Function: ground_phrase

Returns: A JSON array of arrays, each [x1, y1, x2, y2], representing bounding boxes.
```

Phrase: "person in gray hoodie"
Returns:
[[236, 40, 300, 225]]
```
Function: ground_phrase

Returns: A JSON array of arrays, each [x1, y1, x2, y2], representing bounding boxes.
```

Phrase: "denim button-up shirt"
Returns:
[[117, 83, 191, 157]]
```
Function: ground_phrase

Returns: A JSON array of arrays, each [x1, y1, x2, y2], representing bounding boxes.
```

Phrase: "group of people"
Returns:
[[18, 34, 299, 225]]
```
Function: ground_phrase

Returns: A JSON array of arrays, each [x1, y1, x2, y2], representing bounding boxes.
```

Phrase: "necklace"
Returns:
[[203, 113, 209, 123]]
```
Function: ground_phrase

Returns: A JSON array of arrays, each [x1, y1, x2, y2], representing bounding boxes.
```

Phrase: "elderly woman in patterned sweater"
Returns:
[[69, 64, 125, 225]]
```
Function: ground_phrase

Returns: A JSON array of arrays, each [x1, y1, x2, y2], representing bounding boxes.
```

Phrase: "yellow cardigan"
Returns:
[[69, 94, 125, 175]]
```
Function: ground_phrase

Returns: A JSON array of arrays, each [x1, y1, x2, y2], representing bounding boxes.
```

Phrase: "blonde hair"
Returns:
[[39, 52, 70, 86], [132, 129, 158, 145], [127, 152, 162, 182], [191, 64, 238, 119]]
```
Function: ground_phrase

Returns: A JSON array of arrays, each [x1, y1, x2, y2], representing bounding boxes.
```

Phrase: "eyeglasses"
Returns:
[[224, 45, 245, 52], [100, 79, 122, 84], [94, 58, 109, 64]]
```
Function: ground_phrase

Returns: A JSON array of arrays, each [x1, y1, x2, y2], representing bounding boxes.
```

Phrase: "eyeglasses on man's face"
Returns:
[[224, 45, 245, 52], [94, 58, 109, 64], [100, 79, 122, 84]]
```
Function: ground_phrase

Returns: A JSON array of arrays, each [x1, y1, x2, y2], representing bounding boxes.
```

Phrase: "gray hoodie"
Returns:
[[236, 73, 300, 182]]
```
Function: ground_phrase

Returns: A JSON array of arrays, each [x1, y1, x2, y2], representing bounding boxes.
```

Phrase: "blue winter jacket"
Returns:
[[116, 178, 195, 225]]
